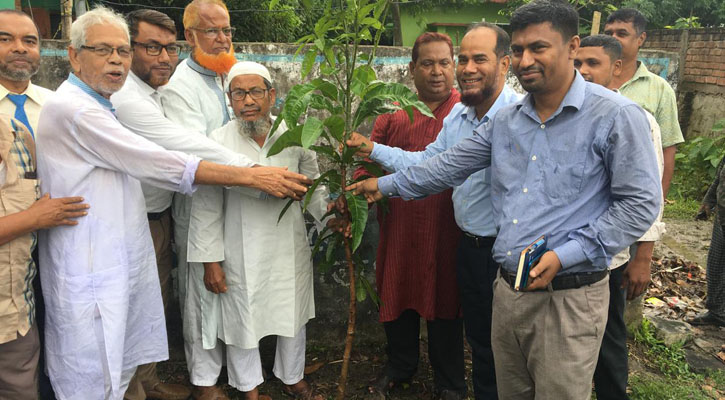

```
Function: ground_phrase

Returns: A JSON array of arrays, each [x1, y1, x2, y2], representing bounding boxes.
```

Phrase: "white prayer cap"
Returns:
[[226, 61, 272, 91]]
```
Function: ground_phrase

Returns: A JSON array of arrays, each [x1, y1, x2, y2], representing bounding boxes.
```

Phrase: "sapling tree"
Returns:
[[268, 0, 432, 397]]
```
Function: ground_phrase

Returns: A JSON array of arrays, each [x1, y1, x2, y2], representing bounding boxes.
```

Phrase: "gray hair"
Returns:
[[70, 5, 129, 49]]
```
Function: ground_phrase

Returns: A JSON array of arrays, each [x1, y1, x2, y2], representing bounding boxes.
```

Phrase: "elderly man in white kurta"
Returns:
[[187, 62, 327, 400], [35, 8, 308, 400]]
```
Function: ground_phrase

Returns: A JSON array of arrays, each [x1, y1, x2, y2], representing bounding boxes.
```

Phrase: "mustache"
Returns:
[[240, 106, 261, 113], [519, 66, 543, 74], [6, 55, 35, 63]]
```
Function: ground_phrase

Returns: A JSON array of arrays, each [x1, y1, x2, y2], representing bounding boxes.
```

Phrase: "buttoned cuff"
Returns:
[[377, 175, 398, 198], [180, 156, 201, 195], [553, 239, 588, 271]]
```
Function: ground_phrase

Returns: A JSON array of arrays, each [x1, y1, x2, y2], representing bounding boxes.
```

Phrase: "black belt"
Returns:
[[500, 269, 608, 291], [147, 207, 171, 221], [462, 232, 496, 248]]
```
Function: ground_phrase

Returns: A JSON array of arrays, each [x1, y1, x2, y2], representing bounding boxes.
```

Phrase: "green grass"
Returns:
[[627, 319, 724, 399], [663, 196, 701, 220]]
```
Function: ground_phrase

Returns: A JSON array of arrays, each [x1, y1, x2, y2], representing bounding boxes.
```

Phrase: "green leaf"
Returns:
[[311, 226, 331, 257], [301, 117, 324, 149], [311, 78, 339, 101], [351, 65, 377, 96], [325, 235, 339, 263], [309, 94, 335, 113], [314, 38, 325, 51], [276, 198, 295, 224], [344, 191, 368, 252], [358, 272, 380, 306], [324, 115, 346, 142], [268, 0, 280, 10], [281, 83, 317, 129], [355, 160, 384, 177], [355, 274, 367, 302], [361, 17, 382, 30], [310, 145, 340, 162], [267, 125, 303, 157], [301, 49, 318, 79], [303, 169, 334, 212]]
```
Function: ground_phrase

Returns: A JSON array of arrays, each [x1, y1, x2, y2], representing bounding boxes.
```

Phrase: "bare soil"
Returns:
[[157, 217, 724, 399]]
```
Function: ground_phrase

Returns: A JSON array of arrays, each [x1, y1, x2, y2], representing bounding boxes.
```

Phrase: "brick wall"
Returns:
[[643, 28, 725, 87]]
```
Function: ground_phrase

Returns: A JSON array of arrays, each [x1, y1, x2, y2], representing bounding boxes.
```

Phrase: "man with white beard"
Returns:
[[186, 61, 326, 400]]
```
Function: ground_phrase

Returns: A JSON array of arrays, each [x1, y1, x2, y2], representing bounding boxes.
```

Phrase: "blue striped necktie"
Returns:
[[7, 94, 34, 138]]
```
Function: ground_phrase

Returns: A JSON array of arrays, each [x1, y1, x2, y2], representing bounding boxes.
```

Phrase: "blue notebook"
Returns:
[[514, 235, 547, 291]]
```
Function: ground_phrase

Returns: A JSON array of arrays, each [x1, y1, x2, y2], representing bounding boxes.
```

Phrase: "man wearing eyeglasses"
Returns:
[[36, 6, 310, 400], [158, 1, 257, 398], [111, 8, 256, 400], [187, 61, 327, 400]]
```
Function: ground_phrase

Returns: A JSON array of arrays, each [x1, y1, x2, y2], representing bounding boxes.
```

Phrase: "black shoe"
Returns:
[[688, 311, 725, 327], [367, 373, 411, 399], [434, 389, 465, 400]]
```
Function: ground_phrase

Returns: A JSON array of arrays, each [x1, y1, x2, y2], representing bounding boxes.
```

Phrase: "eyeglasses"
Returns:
[[230, 87, 267, 101], [80, 45, 132, 58], [190, 26, 236, 38], [131, 41, 181, 56]]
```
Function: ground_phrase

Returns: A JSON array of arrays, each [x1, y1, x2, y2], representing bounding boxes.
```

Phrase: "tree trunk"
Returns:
[[391, 2, 403, 47], [61, 0, 72, 40], [336, 169, 357, 400]]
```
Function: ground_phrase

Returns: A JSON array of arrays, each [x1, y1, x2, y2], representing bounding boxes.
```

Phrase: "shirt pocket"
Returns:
[[543, 150, 586, 200], [4, 178, 39, 213]]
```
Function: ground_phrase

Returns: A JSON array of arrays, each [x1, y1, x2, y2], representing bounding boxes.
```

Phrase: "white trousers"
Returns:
[[185, 326, 307, 392]]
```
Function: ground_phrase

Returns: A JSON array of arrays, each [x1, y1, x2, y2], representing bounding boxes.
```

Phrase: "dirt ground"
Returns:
[[157, 216, 724, 399]]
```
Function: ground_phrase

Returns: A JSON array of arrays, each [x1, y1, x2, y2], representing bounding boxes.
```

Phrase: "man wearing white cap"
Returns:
[[186, 61, 326, 400]]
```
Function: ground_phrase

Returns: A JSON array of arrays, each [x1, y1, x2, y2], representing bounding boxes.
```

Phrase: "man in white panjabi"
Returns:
[[35, 8, 309, 400], [187, 62, 326, 400]]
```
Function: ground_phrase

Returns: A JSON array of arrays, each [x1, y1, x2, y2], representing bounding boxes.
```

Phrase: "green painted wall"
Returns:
[[399, 3, 508, 46], [0, 0, 15, 10]]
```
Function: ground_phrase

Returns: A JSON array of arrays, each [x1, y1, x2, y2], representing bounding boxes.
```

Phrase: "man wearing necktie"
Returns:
[[0, 9, 57, 400]]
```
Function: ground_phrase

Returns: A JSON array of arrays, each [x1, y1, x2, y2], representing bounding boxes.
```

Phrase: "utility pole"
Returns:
[[61, 0, 72, 40], [591, 11, 601, 35]]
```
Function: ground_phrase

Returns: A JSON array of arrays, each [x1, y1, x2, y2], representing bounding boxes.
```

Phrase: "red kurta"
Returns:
[[355, 89, 462, 322]]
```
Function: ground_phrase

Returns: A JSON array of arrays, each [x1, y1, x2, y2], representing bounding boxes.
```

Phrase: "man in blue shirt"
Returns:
[[348, 1, 661, 398], [347, 22, 520, 400]]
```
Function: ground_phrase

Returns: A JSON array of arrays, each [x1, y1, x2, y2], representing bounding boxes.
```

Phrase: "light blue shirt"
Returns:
[[370, 85, 521, 237], [378, 71, 661, 275]]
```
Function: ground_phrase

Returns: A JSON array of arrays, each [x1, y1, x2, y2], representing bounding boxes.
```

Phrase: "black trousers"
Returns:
[[32, 248, 57, 400], [456, 238, 498, 400], [593, 265, 629, 400], [383, 309, 466, 394]]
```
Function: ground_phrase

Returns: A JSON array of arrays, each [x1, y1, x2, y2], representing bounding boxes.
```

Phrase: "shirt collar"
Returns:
[[517, 70, 586, 122], [0, 82, 43, 105], [622, 61, 650, 88], [67, 72, 114, 111], [187, 56, 219, 77], [460, 84, 518, 124]]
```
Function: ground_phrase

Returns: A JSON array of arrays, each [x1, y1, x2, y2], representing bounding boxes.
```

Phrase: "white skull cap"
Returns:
[[226, 61, 272, 91]]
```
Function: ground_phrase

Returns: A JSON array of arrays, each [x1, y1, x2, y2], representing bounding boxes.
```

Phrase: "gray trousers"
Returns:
[[0, 324, 39, 400], [491, 274, 609, 400]]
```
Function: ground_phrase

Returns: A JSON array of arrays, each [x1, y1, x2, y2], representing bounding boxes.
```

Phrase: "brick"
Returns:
[[711, 49, 723, 56], [714, 70, 725, 78], [705, 76, 718, 84], [696, 76, 706, 83], [718, 77, 725, 86]]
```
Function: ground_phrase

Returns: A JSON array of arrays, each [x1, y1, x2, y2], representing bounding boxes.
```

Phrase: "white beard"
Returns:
[[237, 117, 272, 141]]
